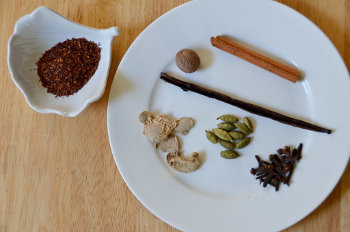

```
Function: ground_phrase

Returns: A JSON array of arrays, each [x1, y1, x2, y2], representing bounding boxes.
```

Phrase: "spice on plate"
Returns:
[[167, 152, 201, 173], [139, 111, 200, 173], [235, 137, 250, 149], [234, 122, 251, 135], [218, 139, 235, 150], [220, 150, 239, 159], [217, 114, 239, 123], [212, 128, 234, 143], [160, 72, 332, 134], [176, 49, 200, 73], [250, 144, 303, 191], [36, 38, 101, 97], [210, 35, 300, 83], [206, 130, 218, 144], [206, 114, 255, 159], [243, 117, 253, 131]]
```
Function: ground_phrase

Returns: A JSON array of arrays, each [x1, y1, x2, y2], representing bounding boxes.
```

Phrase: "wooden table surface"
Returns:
[[0, 0, 349, 231]]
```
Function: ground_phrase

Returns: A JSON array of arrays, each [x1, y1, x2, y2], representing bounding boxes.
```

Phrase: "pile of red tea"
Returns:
[[36, 38, 101, 97]]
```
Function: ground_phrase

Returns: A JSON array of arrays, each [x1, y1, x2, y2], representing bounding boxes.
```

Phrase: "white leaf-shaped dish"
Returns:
[[8, 6, 120, 117]]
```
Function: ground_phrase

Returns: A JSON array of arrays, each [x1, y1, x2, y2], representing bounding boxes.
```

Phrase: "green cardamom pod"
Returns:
[[234, 123, 251, 135], [205, 130, 218, 144], [212, 128, 234, 143], [217, 114, 239, 123], [217, 122, 235, 131], [229, 131, 246, 140], [218, 139, 235, 150], [220, 150, 240, 159], [243, 117, 253, 131], [236, 137, 251, 149]]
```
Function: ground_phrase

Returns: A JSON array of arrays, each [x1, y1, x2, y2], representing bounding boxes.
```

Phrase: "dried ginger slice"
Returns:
[[139, 111, 154, 124], [175, 117, 195, 135], [167, 152, 201, 173], [142, 112, 177, 143], [156, 135, 179, 153]]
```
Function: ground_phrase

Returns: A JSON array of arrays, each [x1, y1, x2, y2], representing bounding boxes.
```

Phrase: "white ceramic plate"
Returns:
[[107, 0, 350, 231]]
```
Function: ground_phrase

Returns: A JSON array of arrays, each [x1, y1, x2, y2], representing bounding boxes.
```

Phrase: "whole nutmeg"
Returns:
[[176, 49, 200, 73]]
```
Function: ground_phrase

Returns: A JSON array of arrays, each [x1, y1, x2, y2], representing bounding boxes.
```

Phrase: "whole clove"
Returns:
[[160, 73, 331, 134], [250, 143, 303, 191]]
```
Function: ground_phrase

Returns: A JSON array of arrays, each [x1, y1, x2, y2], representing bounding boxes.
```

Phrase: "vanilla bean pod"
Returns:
[[160, 73, 331, 134]]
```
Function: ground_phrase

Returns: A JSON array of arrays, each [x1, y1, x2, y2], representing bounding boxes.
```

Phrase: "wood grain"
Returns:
[[0, 0, 349, 231]]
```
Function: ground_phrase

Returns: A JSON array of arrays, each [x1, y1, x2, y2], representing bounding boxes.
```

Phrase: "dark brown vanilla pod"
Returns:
[[160, 72, 331, 134]]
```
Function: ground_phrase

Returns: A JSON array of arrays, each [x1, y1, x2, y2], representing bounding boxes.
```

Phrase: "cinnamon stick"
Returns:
[[210, 36, 300, 83], [160, 72, 331, 134]]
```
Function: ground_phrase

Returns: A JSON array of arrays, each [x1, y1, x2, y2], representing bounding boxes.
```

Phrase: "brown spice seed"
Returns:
[[176, 49, 200, 73], [37, 38, 101, 97]]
